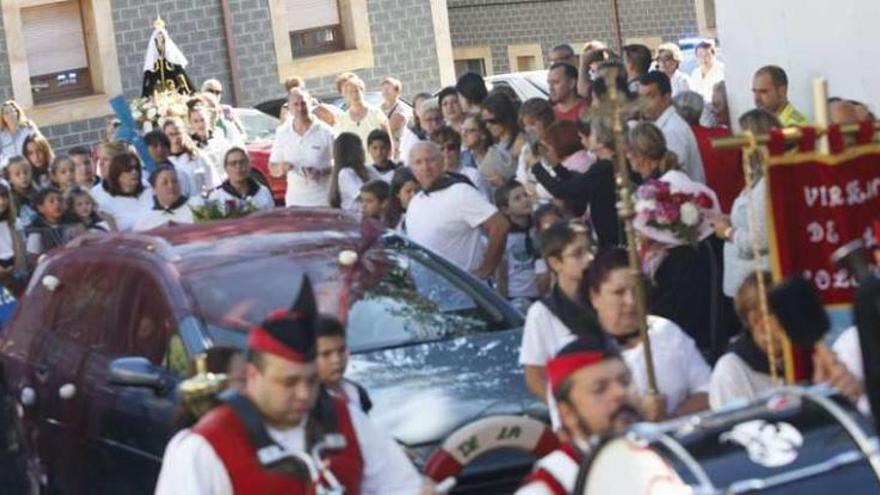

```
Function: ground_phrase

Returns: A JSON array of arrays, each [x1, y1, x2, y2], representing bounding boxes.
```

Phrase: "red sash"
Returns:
[[323, 396, 365, 495], [521, 443, 581, 495]]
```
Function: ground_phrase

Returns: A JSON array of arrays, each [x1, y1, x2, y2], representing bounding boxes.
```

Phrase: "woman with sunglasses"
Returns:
[[479, 92, 524, 188]]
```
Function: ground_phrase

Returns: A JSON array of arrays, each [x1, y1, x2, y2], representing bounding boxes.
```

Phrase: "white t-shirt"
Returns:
[[269, 119, 335, 207], [504, 230, 541, 299], [169, 153, 215, 196], [133, 196, 203, 231], [208, 181, 275, 212], [708, 351, 774, 411], [519, 300, 578, 368], [516, 148, 554, 205], [98, 188, 154, 232], [622, 316, 711, 415], [398, 127, 425, 167], [338, 167, 380, 213], [405, 182, 497, 273], [154, 404, 422, 495], [689, 61, 725, 103], [655, 105, 706, 184], [333, 105, 389, 157]]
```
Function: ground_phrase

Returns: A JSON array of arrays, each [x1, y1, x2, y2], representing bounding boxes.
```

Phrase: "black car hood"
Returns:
[[346, 327, 545, 447]]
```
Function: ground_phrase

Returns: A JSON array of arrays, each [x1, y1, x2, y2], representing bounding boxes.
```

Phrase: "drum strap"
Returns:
[[534, 450, 579, 493]]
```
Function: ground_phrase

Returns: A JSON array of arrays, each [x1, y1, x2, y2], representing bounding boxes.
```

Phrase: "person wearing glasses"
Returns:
[[201, 79, 246, 147], [655, 43, 691, 97], [209, 147, 274, 213]]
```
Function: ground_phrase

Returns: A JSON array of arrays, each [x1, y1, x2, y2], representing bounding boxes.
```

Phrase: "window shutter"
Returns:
[[21, 1, 89, 77], [286, 0, 340, 32]]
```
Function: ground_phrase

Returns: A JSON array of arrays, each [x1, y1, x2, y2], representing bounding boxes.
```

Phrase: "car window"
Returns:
[[237, 111, 279, 143], [346, 245, 496, 351], [187, 238, 515, 352], [106, 272, 177, 365]]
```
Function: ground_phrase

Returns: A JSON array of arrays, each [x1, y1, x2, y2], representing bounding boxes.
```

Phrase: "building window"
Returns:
[[454, 59, 487, 78], [286, 0, 345, 58], [704, 0, 717, 29], [506, 44, 543, 73], [21, 1, 93, 105], [1, 0, 123, 126], [268, 0, 374, 81], [695, 0, 718, 36]]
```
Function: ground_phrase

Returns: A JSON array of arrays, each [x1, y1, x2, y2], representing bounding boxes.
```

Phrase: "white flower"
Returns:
[[142, 121, 154, 133], [635, 199, 656, 213], [146, 107, 158, 119], [338, 250, 358, 266], [132, 110, 143, 121], [680, 202, 700, 226]]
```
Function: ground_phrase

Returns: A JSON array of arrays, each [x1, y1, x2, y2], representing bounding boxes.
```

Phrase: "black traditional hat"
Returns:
[[768, 275, 829, 347], [247, 277, 318, 362]]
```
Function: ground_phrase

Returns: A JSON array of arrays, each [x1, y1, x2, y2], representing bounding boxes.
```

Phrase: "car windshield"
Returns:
[[237, 111, 279, 143], [186, 236, 518, 352]]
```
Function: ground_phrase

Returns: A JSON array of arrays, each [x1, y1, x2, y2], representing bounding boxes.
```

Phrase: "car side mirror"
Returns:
[[108, 357, 167, 395]]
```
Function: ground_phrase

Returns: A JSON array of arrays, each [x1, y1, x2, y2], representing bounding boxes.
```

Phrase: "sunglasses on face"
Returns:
[[207, 89, 222, 96]]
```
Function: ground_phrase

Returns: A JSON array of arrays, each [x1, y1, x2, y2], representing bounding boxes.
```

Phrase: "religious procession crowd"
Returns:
[[0, 30, 878, 494]]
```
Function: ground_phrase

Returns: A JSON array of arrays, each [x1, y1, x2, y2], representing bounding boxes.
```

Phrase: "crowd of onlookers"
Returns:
[[0, 38, 875, 424]]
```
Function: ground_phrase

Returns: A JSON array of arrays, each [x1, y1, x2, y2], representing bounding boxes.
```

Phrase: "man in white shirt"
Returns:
[[405, 142, 509, 279], [155, 279, 423, 495], [269, 88, 335, 207], [639, 71, 706, 183], [689, 41, 724, 103]]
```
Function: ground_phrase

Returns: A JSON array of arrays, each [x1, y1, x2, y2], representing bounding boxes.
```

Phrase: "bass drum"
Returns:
[[579, 385, 880, 494]]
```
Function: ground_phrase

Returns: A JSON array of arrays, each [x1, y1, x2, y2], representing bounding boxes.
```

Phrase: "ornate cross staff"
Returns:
[[598, 67, 659, 395]]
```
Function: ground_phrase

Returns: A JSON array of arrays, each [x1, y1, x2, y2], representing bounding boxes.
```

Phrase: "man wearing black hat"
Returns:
[[155, 281, 423, 494], [515, 339, 642, 494]]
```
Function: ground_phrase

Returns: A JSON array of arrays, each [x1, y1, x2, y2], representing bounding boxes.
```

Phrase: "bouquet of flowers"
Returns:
[[190, 199, 257, 223], [634, 179, 715, 247], [130, 91, 190, 133]]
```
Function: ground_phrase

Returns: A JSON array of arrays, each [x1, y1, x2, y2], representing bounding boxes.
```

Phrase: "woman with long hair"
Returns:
[[328, 133, 377, 212], [479, 92, 525, 186], [0, 100, 39, 168], [384, 167, 419, 231], [23, 134, 54, 187]]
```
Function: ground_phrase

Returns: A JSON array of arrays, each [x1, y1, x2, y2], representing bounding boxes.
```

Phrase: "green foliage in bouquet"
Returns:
[[191, 199, 257, 223]]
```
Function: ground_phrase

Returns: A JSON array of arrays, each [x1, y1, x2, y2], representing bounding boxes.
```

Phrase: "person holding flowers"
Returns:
[[628, 122, 736, 359]]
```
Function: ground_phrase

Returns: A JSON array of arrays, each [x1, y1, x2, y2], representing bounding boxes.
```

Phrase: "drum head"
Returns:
[[583, 436, 693, 495]]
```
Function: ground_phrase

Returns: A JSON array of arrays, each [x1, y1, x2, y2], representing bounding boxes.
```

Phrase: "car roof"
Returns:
[[65, 208, 366, 274]]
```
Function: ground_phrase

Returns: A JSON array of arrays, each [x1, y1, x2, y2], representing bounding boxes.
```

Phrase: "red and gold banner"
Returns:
[[766, 124, 880, 307]]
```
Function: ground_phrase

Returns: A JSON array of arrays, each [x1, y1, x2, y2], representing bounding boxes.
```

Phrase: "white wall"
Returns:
[[716, 0, 880, 127]]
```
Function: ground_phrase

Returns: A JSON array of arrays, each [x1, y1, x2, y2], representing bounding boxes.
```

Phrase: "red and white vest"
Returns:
[[193, 396, 364, 495], [518, 443, 582, 495]]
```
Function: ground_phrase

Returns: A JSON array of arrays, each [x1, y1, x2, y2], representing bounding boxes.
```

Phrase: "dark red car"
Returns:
[[0, 209, 536, 494]]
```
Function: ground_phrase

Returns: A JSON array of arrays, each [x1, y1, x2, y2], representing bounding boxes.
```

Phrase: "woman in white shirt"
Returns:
[[709, 109, 780, 297], [188, 100, 230, 189], [209, 147, 274, 213], [585, 248, 712, 421], [163, 117, 215, 195], [334, 75, 391, 158], [269, 88, 335, 207], [328, 133, 378, 213], [97, 152, 153, 232], [134, 164, 203, 231], [0, 100, 39, 169]]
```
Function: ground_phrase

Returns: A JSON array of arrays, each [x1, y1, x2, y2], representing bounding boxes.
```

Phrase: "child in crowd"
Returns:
[[315, 314, 372, 414], [494, 180, 542, 312], [360, 179, 390, 222], [23, 134, 53, 187], [519, 220, 598, 425], [532, 203, 565, 294], [384, 167, 419, 231], [0, 184, 22, 276], [4, 156, 37, 226], [367, 129, 399, 182], [64, 187, 112, 233], [328, 133, 377, 213], [49, 156, 76, 191], [69, 146, 99, 189], [25, 187, 68, 263]]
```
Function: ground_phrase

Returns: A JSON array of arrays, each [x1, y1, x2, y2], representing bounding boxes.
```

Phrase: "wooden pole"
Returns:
[[609, 0, 624, 54]]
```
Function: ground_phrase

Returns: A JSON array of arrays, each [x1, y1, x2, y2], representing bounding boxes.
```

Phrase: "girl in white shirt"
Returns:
[[208, 147, 274, 213], [64, 187, 112, 234], [328, 133, 377, 214], [0, 183, 23, 274]]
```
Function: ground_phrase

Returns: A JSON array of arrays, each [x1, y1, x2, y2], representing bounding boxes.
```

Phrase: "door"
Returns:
[[26, 258, 123, 492], [83, 263, 184, 494]]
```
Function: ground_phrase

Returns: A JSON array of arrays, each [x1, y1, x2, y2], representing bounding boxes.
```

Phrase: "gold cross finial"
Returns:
[[154, 16, 165, 31]]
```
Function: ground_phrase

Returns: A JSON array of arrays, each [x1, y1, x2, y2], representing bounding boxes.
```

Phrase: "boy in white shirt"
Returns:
[[315, 314, 372, 414], [494, 180, 543, 313]]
